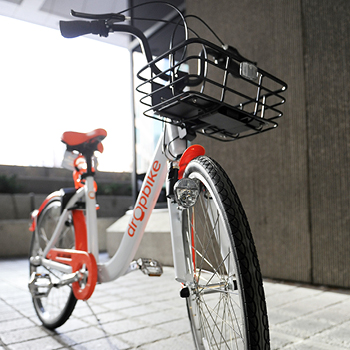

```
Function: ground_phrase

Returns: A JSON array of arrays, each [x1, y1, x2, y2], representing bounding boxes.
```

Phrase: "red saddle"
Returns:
[[61, 128, 107, 153]]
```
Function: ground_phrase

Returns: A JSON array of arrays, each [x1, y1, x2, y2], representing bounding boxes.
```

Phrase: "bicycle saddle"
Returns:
[[61, 128, 107, 153]]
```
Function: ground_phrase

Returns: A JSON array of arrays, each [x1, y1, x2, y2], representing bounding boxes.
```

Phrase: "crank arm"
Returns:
[[53, 270, 88, 288], [30, 255, 72, 274]]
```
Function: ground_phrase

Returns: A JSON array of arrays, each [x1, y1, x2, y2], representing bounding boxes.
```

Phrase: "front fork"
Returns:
[[166, 144, 205, 285]]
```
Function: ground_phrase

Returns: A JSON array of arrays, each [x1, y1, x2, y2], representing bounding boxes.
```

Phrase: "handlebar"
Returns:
[[59, 7, 255, 86], [60, 21, 152, 61], [59, 20, 109, 38], [59, 18, 165, 79]]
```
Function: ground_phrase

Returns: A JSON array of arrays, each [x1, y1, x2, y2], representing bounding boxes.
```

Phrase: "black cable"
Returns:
[[185, 14, 225, 47], [162, 123, 181, 160], [131, 11, 225, 82], [131, 14, 223, 46], [115, 1, 188, 41], [120, 1, 189, 88]]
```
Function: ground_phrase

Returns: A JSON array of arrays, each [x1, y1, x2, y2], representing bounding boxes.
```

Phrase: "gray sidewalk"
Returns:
[[0, 258, 349, 350]]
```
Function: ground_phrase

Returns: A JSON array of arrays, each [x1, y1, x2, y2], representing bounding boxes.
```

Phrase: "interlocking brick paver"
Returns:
[[0, 317, 35, 333], [101, 318, 146, 336], [309, 320, 350, 349], [282, 339, 348, 350], [57, 326, 107, 346], [137, 307, 187, 325], [54, 317, 90, 333], [82, 310, 125, 326], [117, 326, 172, 347], [118, 303, 163, 318], [138, 333, 195, 350], [7, 335, 63, 350], [0, 309, 22, 322], [307, 299, 350, 324], [71, 335, 131, 350], [270, 330, 303, 349], [156, 318, 195, 336], [1, 258, 350, 349], [273, 314, 335, 339], [101, 299, 140, 312], [1, 326, 48, 345]]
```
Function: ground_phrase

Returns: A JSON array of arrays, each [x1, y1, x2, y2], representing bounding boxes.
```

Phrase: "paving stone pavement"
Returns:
[[0, 257, 349, 349]]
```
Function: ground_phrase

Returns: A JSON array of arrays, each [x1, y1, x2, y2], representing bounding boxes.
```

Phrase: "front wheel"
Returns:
[[182, 156, 269, 349]]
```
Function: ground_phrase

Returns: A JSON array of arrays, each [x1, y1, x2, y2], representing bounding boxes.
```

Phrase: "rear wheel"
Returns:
[[29, 198, 77, 329], [182, 156, 269, 349]]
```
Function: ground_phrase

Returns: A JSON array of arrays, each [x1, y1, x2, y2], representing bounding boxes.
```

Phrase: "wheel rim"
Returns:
[[184, 173, 246, 350]]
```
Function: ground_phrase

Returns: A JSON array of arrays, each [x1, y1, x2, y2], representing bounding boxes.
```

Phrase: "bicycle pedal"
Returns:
[[28, 272, 53, 298], [137, 258, 163, 277]]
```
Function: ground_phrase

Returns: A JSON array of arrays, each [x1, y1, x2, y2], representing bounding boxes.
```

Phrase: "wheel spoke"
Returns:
[[39, 227, 49, 244], [197, 252, 231, 294], [201, 279, 242, 338], [199, 293, 240, 348], [197, 195, 222, 274], [191, 195, 228, 286]]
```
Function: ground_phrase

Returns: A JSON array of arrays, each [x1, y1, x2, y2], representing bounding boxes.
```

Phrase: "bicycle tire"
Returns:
[[29, 197, 77, 329], [182, 156, 269, 349]]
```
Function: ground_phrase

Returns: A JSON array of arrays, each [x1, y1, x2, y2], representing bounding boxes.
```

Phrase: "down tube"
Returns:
[[97, 136, 168, 283]]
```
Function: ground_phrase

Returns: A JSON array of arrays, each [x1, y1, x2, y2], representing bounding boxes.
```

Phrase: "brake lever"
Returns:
[[71, 9, 127, 22]]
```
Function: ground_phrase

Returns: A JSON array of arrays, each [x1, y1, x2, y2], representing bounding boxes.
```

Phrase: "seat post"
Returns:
[[83, 148, 99, 260], [84, 150, 95, 177]]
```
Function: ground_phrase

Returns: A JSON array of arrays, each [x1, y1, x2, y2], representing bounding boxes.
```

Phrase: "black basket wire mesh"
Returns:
[[136, 38, 287, 141]]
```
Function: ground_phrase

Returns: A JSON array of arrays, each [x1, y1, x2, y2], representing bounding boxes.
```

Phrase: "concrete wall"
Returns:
[[186, 0, 350, 288], [0, 165, 133, 258], [0, 218, 116, 258], [0, 193, 133, 220], [106, 209, 173, 266], [0, 193, 133, 258], [0, 164, 131, 194]]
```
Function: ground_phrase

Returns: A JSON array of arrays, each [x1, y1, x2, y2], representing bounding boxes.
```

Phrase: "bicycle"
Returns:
[[28, 3, 287, 349]]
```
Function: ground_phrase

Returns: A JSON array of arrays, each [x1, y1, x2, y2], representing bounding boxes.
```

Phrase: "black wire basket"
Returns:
[[136, 38, 287, 141]]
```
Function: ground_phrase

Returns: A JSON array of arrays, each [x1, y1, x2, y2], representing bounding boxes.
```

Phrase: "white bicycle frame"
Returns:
[[41, 124, 192, 286]]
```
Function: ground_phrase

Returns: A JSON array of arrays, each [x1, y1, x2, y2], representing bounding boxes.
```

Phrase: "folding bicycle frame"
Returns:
[[33, 124, 198, 300]]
